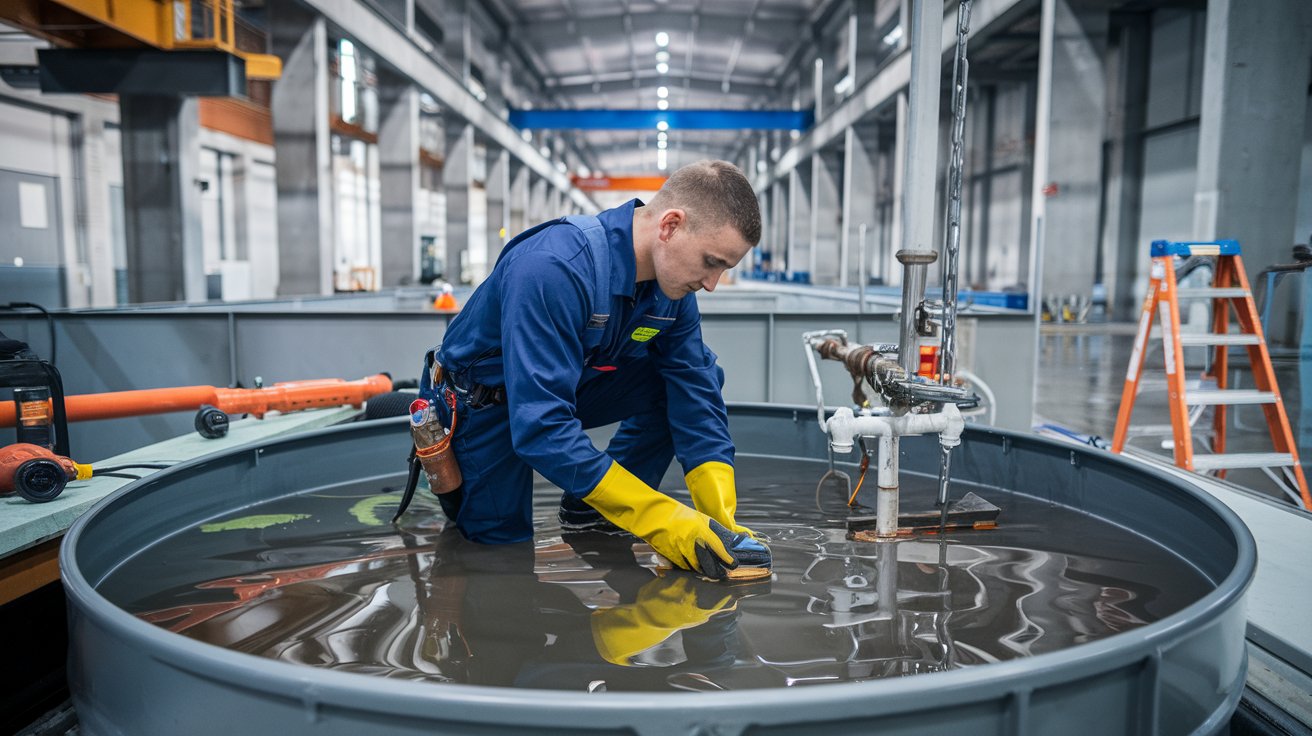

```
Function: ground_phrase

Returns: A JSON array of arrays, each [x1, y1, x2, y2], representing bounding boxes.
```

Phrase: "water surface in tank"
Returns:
[[99, 457, 1211, 692]]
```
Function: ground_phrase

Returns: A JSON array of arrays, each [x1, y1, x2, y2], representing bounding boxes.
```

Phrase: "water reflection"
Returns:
[[111, 458, 1204, 692]]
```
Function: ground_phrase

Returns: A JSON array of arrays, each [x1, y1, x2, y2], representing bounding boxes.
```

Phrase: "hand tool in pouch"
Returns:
[[393, 392, 461, 522]]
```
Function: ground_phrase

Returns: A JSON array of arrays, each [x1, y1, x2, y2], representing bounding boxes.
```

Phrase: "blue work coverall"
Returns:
[[434, 199, 734, 543]]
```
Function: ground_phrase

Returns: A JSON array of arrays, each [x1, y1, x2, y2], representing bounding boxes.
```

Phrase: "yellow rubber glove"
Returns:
[[584, 461, 736, 575], [685, 461, 757, 538], [591, 575, 735, 665]]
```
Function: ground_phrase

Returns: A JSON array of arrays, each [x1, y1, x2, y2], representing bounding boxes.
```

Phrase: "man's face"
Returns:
[[651, 209, 752, 300]]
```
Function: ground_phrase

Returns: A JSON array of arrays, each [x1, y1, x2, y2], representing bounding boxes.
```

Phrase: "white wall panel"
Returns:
[[0, 100, 60, 177]]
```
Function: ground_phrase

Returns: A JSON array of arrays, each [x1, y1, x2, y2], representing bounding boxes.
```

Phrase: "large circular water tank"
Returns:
[[62, 405, 1254, 735]]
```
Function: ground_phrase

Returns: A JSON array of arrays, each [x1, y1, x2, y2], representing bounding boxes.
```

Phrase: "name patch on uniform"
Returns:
[[630, 327, 661, 342]]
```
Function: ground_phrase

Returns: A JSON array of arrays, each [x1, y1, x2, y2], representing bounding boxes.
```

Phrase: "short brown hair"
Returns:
[[648, 160, 761, 245]]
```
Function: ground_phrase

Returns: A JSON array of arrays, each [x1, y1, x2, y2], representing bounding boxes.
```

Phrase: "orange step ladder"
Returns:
[[1111, 239, 1312, 510]]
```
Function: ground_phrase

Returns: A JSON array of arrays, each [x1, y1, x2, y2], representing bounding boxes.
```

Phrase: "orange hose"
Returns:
[[0, 374, 393, 426], [847, 454, 871, 506]]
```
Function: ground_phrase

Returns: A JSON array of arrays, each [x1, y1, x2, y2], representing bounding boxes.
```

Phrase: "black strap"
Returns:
[[392, 446, 422, 524]]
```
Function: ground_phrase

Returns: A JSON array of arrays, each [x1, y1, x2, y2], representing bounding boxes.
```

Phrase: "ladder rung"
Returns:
[[1186, 389, 1277, 405], [1177, 333, 1262, 346], [1126, 424, 1176, 435], [1175, 287, 1250, 299], [1191, 453, 1296, 471]]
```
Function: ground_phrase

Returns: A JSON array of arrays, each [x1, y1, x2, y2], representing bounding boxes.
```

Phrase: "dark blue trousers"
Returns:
[[439, 359, 693, 544]]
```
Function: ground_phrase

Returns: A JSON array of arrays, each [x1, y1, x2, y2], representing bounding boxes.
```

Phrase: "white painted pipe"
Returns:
[[825, 403, 966, 538], [824, 402, 964, 452], [877, 434, 899, 538]]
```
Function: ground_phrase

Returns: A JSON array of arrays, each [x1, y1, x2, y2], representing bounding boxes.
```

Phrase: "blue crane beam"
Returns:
[[509, 108, 813, 130]]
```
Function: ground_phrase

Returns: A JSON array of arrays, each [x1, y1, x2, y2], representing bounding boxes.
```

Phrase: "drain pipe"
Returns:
[[824, 404, 965, 537]]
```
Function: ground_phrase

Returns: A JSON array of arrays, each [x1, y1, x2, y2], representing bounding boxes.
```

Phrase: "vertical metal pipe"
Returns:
[[900, 0, 944, 260], [876, 537, 899, 616], [876, 433, 899, 538], [897, 249, 937, 374], [858, 223, 869, 314]]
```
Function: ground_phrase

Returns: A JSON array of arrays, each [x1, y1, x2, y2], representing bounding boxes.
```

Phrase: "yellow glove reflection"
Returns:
[[590, 575, 736, 666]]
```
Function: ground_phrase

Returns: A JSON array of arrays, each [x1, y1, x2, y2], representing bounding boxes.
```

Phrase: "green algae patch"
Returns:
[[200, 513, 311, 532], [348, 495, 400, 527]]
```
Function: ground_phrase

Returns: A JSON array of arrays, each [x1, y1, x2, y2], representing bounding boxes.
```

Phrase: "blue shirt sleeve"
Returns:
[[649, 294, 735, 471], [498, 245, 614, 496]]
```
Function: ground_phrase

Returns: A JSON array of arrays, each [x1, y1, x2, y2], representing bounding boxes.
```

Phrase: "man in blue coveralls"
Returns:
[[428, 160, 768, 578]]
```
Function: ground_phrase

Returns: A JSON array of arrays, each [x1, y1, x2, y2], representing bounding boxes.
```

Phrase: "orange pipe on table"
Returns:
[[0, 374, 393, 427]]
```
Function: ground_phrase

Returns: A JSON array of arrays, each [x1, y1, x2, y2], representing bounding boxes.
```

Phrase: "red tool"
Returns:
[[0, 443, 90, 503]]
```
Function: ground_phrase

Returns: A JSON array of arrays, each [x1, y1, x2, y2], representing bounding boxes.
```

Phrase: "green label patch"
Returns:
[[630, 326, 661, 342]]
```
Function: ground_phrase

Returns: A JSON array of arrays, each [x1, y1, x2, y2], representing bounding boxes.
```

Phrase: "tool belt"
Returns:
[[451, 381, 506, 409], [422, 349, 506, 409]]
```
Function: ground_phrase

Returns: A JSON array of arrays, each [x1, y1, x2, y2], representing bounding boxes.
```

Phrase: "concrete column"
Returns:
[[1194, 0, 1312, 273], [272, 9, 332, 296], [547, 187, 564, 218], [529, 175, 547, 224], [1101, 13, 1149, 320], [484, 147, 510, 279], [770, 179, 787, 272], [443, 117, 472, 283], [443, 0, 471, 83], [788, 166, 811, 278], [851, 1, 879, 85], [79, 115, 117, 307], [810, 150, 841, 284], [842, 125, 878, 288], [119, 96, 205, 303], [231, 150, 279, 298], [875, 127, 896, 285], [890, 90, 908, 285], [508, 159, 528, 237], [378, 76, 419, 287], [1030, 0, 1108, 305]]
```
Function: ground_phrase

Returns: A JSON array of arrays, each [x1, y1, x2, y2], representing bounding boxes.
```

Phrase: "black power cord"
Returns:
[[1, 302, 56, 366], [93, 463, 173, 473]]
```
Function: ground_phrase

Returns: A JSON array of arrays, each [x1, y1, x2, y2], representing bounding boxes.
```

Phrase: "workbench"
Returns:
[[0, 407, 360, 606]]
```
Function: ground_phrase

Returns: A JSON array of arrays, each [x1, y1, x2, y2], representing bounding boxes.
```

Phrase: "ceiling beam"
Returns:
[[546, 70, 776, 99], [509, 9, 804, 44], [511, 108, 813, 130]]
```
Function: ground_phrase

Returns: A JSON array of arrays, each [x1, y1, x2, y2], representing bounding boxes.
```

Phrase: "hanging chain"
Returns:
[[937, 0, 973, 518], [938, 0, 973, 387]]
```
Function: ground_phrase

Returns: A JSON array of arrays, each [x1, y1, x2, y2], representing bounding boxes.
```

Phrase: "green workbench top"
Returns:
[[1, 407, 360, 560]]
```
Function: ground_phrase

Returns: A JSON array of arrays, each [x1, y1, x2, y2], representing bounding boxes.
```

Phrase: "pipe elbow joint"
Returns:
[[826, 407, 856, 454], [938, 402, 965, 449]]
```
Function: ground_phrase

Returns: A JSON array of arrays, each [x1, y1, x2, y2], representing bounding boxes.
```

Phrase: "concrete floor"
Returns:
[[1035, 322, 1309, 506]]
